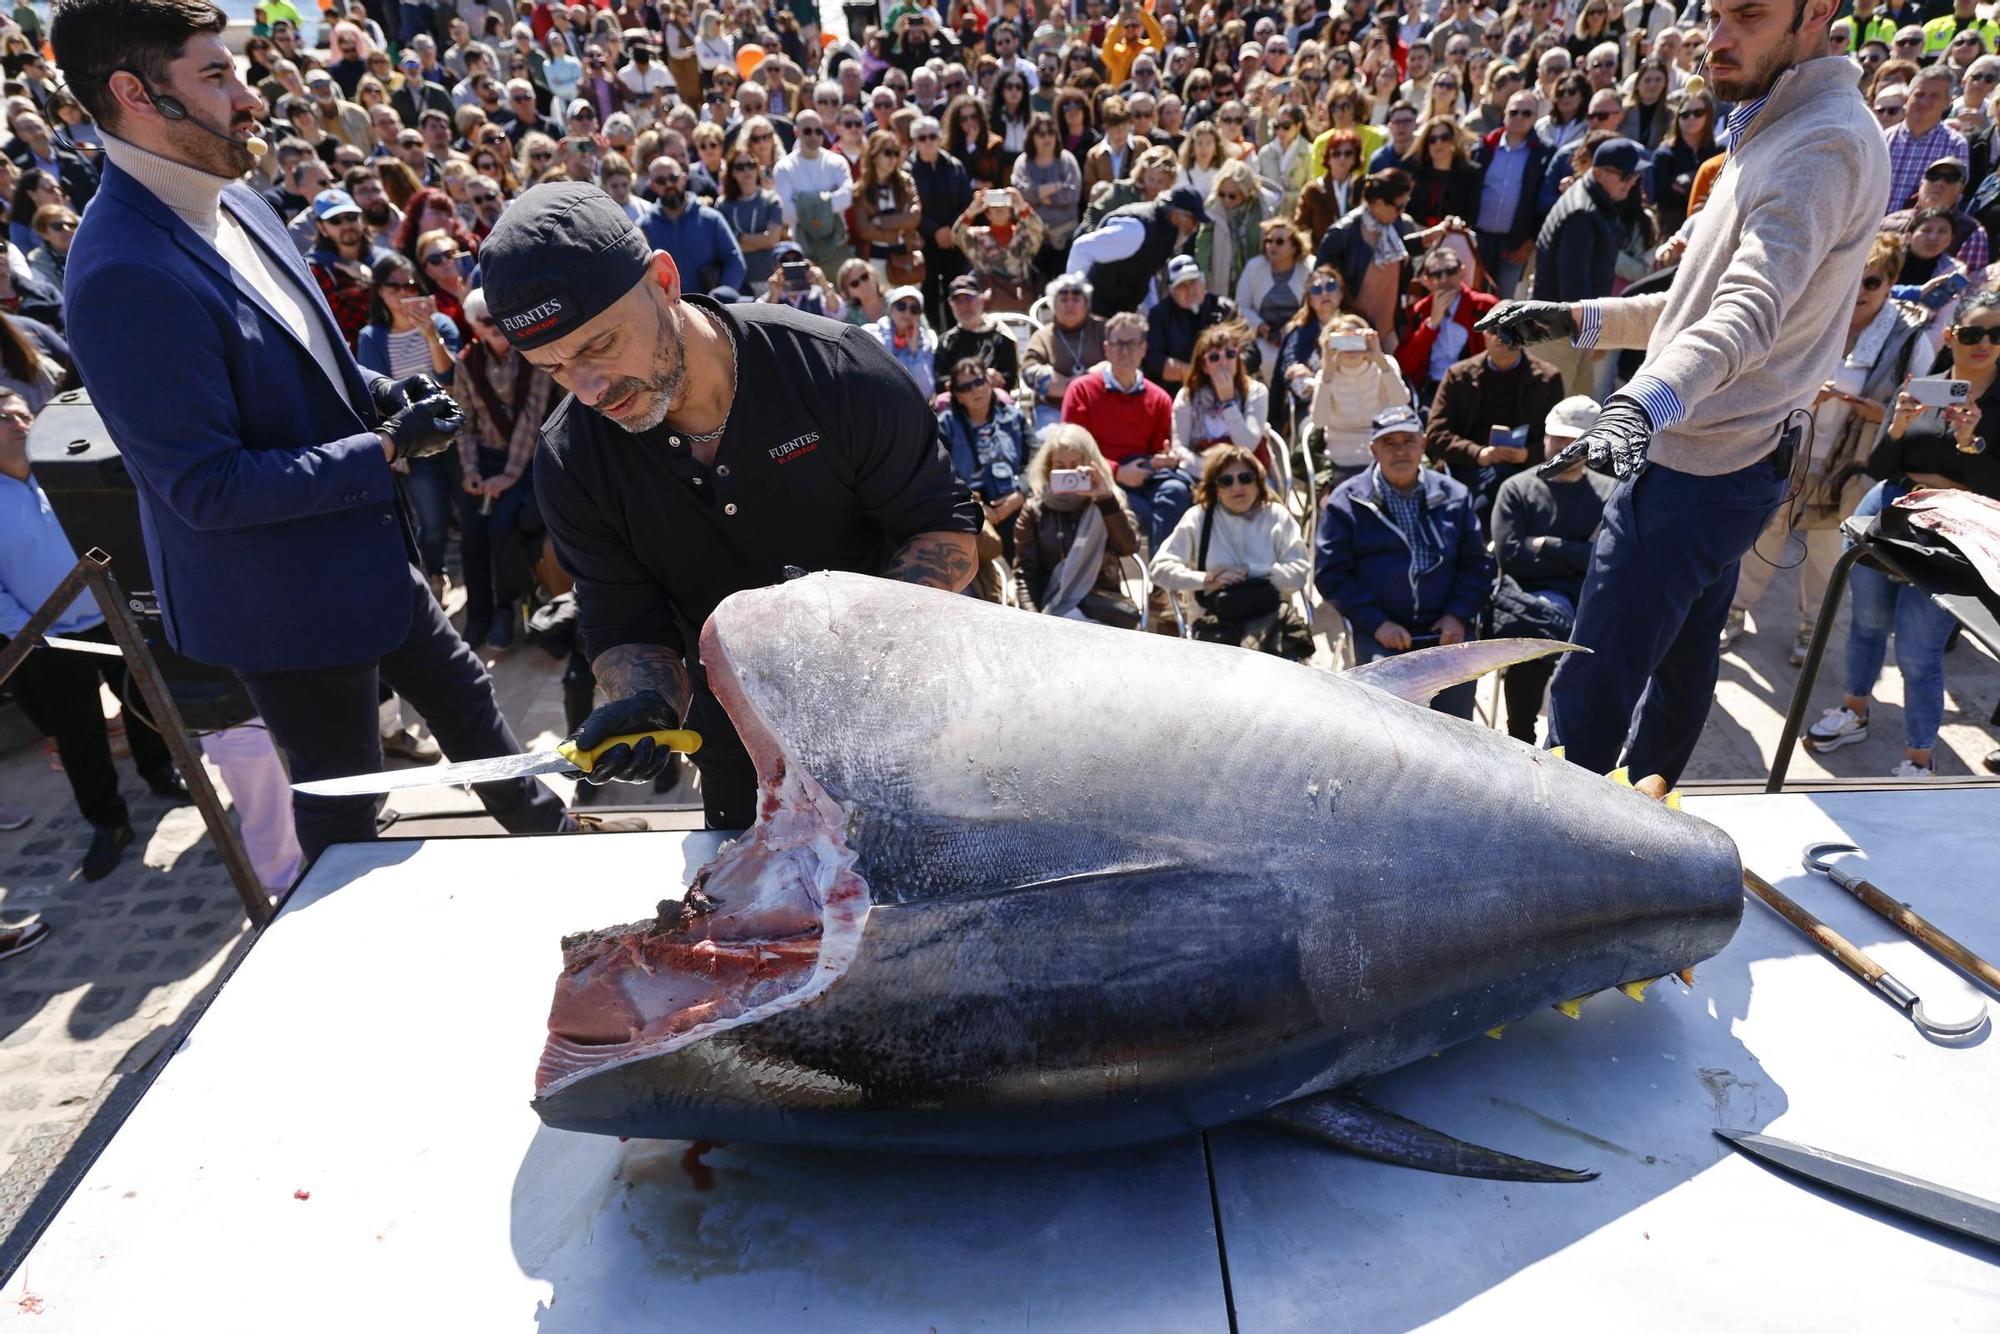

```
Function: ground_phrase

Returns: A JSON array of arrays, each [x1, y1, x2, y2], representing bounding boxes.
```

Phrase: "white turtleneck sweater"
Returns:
[[100, 133, 360, 412]]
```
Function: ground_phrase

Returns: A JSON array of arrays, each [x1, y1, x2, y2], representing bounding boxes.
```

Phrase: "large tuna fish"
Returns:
[[532, 573, 1742, 1181]]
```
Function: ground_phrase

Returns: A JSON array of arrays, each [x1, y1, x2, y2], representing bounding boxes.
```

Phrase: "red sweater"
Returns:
[[1059, 370, 1173, 466], [1397, 288, 1499, 384]]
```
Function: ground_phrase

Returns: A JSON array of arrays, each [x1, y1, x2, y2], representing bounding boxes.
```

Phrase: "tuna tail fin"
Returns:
[[1342, 639, 1589, 706], [1258, 1092, 1598, 1184]]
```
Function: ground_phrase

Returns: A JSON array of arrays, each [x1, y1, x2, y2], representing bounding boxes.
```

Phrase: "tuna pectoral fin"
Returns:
[[1258, 1093, 1599, 1184], [1343, 639, 1588, 705]]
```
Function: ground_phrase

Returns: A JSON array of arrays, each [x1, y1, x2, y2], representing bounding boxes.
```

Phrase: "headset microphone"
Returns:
[[149, 88, 267, 157]]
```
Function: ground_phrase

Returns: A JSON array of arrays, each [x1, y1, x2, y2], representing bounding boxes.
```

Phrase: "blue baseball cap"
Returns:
[[311, 188, 362, 221], [1592, 137, 1651, 176]]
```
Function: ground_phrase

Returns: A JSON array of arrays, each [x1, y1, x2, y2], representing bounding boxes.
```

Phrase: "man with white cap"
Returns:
[[1315, 402, 1494, 719], [869, 283, 940, 397], [1145, 250, 1241, 390], [1489, 395, 1617, 742]]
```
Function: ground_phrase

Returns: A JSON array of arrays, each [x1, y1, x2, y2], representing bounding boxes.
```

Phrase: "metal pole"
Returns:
[[75, 550, 273, 927], [1766, 540, 1868, 793], [0, 556, 98, 685]]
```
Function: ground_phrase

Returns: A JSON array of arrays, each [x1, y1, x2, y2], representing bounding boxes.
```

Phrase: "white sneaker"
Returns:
[[1805, 706, 1869, 752], [1719, 607, 1748, 649], [1890, 758, 1936, 779], [1789, 630, 1812, 667]]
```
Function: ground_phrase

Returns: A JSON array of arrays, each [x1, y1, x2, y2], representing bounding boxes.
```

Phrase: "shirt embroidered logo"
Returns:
[[769, 432, 821, 463]]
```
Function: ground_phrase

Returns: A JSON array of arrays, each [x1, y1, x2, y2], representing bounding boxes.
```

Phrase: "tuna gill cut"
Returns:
[[532, 573, 1742, 1180]]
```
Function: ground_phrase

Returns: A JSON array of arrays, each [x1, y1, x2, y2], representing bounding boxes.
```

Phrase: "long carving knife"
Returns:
[[1715, 1128, 2000, 1250]]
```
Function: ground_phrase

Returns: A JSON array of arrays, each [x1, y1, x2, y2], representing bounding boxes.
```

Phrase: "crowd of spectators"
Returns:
[[6, 0, 2000, 903]]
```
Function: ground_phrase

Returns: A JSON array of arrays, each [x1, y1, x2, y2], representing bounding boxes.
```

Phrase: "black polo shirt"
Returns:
[[535, 295, 981, 667]]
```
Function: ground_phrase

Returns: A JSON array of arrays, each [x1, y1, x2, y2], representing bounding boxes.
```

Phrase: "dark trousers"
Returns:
[[1548, 458, 1785, 785], [457, 447, 530, 636], [397, 453, 455, 579], [1503, 657, 1556, 743], [240, 564, 568, 861], [684, 672, 758, 831], [8, 622, 174, 829]]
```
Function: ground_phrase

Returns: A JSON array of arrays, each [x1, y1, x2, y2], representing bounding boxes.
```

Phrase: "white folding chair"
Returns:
[[1027, 295, 1054, 326], [991, 311, 1037, 353]]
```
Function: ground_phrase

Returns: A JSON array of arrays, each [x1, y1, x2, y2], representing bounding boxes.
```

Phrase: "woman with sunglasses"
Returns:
[[25, 205, 76, 298], [1256, 101, 1315, 218], [1236, 217, 1312, 371], [1562, 0, 1618, 64], [719, 148, 788, 292], [355, 253, 461, 599], [1407, 116, 1479, 229], [1806, 289, 2000, 778], [1728, 234, 1932, 665], [1194, 158, 1267, 297], [1151, 444, 1313, 658], [944, 93, 1006, 190], [8, 170, 62, 260], [1171, 325, 1271, 466], [1308, 79, 1385, 181], [852, 130, 922, 289], [938, 355, 1032, 559], [1295, 126, 1361, 246], [410, 227, 474, 337], [395, 186, 477, 271], [1012, 424, 1143, 628], [1650, 90, 1718, 236], [988, 71, 1033, 176], [1271, 265, 1345, 434]]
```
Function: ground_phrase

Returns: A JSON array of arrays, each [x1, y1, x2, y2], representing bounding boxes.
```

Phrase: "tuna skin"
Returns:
[[531, 573, 1742, 1154]]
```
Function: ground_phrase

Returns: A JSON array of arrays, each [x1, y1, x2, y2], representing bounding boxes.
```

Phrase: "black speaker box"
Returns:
[[26, 389, 256, 733]]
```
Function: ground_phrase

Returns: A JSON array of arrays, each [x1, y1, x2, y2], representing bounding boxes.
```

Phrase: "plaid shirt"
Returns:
[[1885, 120, 1969, 216], [1372, 464, 1441, 577]]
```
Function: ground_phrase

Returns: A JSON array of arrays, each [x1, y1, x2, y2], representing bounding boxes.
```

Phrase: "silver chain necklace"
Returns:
[[675, 306, 736, 447]]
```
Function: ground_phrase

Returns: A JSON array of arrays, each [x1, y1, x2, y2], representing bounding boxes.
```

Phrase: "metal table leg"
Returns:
[[1767, 540, 1870, 793]]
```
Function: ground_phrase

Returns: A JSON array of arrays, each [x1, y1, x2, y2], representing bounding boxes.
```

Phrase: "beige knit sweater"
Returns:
[[1594, 57, 1890, 476]]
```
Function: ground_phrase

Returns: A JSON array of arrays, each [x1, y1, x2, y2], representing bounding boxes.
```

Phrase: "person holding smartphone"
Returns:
[[1807, 289, 2000, 776]]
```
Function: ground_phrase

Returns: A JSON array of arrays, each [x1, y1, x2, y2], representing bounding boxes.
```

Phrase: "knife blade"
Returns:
[[1715, 1128, 2000, 1249], [290, 728, 702, 797]]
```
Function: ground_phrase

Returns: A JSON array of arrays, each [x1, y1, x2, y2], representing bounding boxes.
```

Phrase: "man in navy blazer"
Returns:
[[54, 0, 571, 862]]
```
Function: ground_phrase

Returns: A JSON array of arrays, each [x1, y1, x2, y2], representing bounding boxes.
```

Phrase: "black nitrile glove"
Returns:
[[380, 393, 464, 461], [1475, 300, 1578, 348], [370, 373, 443, 420], [568, 689, 681, 785], [1539, 396, 1654, 481]]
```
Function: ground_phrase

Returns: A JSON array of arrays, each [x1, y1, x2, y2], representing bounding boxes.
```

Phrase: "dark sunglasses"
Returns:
[[951, 379, 987, 392], [1206, 345, 1239, 361], [1506, 108, 1536, 118], [1426, 132, 1456, 144], [798, 125, 824, 137], [731, 160, 758, 171], [380, 277, 419, 289], [1678, 107, 1707, 120], [1861, 274, 1887, 291], [892, 299, 922, 313], [1588, 110, 1619, 121], [470, 191, 500, 204], [421, 249, 462, 265], [1926, 165, 1966, 183], [1953, 325, 2000, 344], [1309, 280, 1342, 295], [1215, 469, 1258, 487], [749, 131, 774, 142]]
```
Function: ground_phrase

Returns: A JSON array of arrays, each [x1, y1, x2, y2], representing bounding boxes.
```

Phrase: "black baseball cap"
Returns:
[[480, 182, 655, 349], [1163, 184, 1208, 225]]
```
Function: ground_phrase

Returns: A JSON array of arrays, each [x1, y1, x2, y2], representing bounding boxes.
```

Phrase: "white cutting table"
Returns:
[[4, 790, 2000, 1330]]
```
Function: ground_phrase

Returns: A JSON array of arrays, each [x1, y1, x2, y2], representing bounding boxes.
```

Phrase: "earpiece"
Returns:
[[144, 84, 266, 156]]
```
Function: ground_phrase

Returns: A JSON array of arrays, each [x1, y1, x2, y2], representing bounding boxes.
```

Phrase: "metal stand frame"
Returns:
[[1768, 522, 2000, 794], [0, 548, 272, 926]]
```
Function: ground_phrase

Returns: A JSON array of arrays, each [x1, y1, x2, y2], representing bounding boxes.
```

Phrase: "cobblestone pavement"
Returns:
[[1, 556, 1996, 1277]]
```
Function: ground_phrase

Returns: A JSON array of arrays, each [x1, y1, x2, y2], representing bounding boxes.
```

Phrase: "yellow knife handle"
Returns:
[[556, 729, 703, 773]]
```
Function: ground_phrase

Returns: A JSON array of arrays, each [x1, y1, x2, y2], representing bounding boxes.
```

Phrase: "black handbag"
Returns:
[[1192, 503, 1282, 619]]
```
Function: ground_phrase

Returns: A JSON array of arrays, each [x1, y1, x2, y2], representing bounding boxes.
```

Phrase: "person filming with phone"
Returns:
[[1476, 0, 1891, 787], [1805, 290, 2000, 777]]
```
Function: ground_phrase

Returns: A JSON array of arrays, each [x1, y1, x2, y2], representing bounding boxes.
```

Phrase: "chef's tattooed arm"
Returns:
[[590, 643, 690, 715], [883, 530, 979, 592]]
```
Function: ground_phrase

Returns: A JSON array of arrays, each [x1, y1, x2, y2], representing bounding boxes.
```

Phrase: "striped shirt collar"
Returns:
[[1721, 94, 1769, 154]]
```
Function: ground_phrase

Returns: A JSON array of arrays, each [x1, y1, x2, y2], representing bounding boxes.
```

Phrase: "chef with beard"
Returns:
[[482, 183, 980, 830]]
